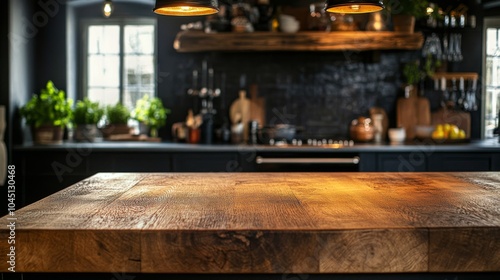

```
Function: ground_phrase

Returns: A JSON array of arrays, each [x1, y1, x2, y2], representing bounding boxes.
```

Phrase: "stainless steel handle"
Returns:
[[255, 156, 360, 165]]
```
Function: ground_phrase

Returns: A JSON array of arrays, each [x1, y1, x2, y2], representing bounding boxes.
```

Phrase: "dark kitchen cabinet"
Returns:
[[359, 152, 500, 172], [427, 153, 500, 171], [171, 153, 241, 172]]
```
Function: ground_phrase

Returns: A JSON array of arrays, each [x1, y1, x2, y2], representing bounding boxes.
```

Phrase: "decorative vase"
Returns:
[[392, 15, 415, 33], [31, 125, 64, 144]]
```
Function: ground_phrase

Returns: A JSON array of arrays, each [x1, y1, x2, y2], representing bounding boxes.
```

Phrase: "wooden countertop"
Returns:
[[1, 172, 500, 273]]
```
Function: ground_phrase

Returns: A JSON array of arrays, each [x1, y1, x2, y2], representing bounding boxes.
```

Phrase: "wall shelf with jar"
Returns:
[[173, 31, 424, 52]]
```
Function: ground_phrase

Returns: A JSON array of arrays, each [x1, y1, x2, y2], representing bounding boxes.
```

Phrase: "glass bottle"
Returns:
[[269, 5, 281, 32], [308, 2, 331, 31]]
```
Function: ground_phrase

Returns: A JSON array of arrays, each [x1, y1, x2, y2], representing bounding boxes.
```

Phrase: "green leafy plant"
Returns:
[[73, 98, 104, 125], [20, 80, 73, 128], [105, 103, 130, 125], [133, 95, 170, 137], [384, 0, 429, 19], [403, 60, 424, 85]]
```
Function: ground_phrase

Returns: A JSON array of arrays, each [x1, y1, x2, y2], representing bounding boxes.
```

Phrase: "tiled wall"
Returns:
[[172, 50, 419, 140]]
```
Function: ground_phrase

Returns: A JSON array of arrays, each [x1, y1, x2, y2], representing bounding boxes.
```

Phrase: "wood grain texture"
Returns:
[[174, 31, 424, 52], [1, 172, 499, 273]]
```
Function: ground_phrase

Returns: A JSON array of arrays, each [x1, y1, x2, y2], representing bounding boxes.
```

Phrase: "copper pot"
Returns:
[[350, 117, 375, 142]]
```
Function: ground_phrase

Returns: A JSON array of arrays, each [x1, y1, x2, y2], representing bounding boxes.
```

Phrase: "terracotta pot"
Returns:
[[101, 124, 131, 138], [392, 15, 415, 33], [31, 125, 64, 144], [74, 124, 100, 142]]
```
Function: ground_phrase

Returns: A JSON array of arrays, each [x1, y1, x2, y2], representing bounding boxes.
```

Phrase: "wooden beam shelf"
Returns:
[[174, 31, 424, 52]]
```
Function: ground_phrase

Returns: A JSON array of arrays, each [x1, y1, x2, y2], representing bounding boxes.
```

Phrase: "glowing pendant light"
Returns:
[[103, 0, 113, 18], [325, 0, 384, 14], [153, 0, 219, 16]]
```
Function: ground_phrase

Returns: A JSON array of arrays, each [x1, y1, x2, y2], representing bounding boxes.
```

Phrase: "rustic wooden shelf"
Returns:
[[431, 72, 479, 81], [174, 31, 425, 52]]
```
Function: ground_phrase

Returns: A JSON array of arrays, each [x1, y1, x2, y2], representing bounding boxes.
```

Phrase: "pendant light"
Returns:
[[325, 0, 384, 14], [103, 0, 113, 18], [153, 0, 219, 16]]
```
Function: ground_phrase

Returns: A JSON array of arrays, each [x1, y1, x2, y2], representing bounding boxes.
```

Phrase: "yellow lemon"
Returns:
[[432, 129, 445, 139], [458, 130, 466, 139], [449, 126, 460, 139]]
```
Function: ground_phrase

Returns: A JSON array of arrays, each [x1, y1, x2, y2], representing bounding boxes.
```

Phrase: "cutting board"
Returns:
[[416, 96, 431, 126], [249, 84, 266, 127], [431, 108, 471, 138], [396, 95, 418, 140], [229, 90, 251, 142]]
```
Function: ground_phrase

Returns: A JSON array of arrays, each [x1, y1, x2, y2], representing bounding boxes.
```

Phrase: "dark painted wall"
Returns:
[[1, 0, 9, 162]]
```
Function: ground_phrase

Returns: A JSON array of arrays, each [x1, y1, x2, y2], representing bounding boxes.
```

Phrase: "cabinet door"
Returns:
[[172, 153, 240, 172], [88, 153, 171, 173], [428, 153, 494, 171], [377, 153, 427, 172]]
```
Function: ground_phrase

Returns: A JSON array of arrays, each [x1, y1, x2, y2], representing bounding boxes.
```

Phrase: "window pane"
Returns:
[[88, 88, 120, 107], [123, 55, 154, 85], [88, 54, 120, 87], [485, 26, 500, 138], [88, 25, 120, 54], [85, 22, 156, 112], [124, 25, 154, 54]]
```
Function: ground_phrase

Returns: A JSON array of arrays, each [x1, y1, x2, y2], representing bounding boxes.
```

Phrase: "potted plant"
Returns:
[[101, 103, 131, 138], [132, 95, 170, 138], [19, 80, 73, 144], [402, 60, 424, 97], [384, 0, 429, 33], [73, 98, 104, 142]]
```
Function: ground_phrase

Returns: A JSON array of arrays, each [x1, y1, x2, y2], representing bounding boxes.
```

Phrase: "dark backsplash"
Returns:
[[169, 50, 419, 140]]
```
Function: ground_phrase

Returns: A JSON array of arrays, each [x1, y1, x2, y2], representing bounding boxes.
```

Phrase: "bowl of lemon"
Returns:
[[431, 123, 468, 143]]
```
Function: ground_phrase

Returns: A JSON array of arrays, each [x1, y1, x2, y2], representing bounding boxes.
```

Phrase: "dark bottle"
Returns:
[[269, 5, 281, 32], [201, 112, 214, 144], [253, 0, 274, 31]]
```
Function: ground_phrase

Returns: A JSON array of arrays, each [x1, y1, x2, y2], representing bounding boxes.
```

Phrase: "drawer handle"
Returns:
[[255, 156, 360, 165]]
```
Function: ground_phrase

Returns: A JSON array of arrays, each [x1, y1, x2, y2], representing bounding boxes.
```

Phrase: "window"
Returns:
[[83, 19, 156, 110], [484, 18, 500, 138]]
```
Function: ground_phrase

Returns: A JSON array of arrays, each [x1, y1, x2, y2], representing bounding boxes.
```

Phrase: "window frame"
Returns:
[[482, 17, 500, 138], [80, 17, 158, 107]]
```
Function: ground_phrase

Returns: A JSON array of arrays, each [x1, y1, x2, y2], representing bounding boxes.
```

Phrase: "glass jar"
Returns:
[[308, 2, 330, 31]]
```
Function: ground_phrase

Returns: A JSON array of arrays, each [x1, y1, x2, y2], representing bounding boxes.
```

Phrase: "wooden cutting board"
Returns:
[[431, 108, 471, 138], [416, 96, 431, 126], [229, 90, 251, 141], [396, 95, 418, 140]]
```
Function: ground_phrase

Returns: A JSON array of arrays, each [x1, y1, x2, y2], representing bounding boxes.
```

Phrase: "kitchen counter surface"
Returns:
[[13, 138, 500, 153], [2, 172, 499, 274]]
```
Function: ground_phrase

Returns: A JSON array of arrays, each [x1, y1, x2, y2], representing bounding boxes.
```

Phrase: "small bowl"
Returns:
[[415, 125, 435, 139], [388, 127, 406, 143], [280, 21, 300, 33]]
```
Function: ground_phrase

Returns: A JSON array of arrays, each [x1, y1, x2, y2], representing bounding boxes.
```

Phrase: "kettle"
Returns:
[[350, 117, 375, 142]]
